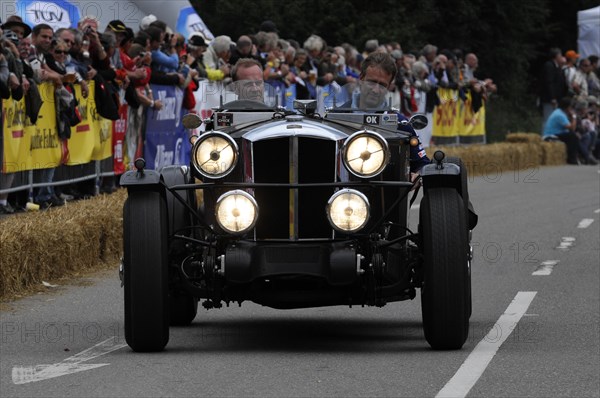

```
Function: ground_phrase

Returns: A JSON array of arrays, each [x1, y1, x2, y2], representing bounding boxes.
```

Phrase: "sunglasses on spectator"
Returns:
[[54, 50, 68, 55]]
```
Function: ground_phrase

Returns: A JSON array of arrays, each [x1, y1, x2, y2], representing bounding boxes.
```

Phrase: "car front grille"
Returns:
[[252, 137, 337, 239]]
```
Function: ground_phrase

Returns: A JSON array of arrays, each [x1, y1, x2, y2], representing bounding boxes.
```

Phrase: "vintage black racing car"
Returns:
[[120, 82, 476, 352]]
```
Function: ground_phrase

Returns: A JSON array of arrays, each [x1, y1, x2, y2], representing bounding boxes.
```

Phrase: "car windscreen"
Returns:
[[317, 81, 397, 113]]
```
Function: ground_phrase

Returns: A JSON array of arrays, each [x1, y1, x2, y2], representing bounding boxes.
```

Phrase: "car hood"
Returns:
[[240, 115, 351, 142]]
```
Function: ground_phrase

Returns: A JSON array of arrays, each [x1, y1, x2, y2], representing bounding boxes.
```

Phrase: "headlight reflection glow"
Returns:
[[192, 132, 238, 178], [215, 190, 258, 234], [343, 131, 389, 178], [327, 189, 369, 232]]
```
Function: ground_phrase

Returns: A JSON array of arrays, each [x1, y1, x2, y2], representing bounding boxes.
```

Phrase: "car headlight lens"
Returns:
[[215, 190, 258, 234], [327, 189, 369, 232], [343, 131, 389, 178], [192, 132, 238, 178]]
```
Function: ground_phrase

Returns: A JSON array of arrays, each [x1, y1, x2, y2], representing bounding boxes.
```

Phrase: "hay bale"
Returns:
[[505, 132, 542, 144], [0, 189, 126, 300], [427, 142, 543, 176], [541, 141, 567, 165]]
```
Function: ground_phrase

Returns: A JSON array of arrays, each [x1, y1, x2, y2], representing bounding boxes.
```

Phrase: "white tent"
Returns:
[[577, 6, 600, 58]]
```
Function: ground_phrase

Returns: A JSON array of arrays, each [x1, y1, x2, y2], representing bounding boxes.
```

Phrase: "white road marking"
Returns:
[[12, 336, 126, 384], [532, 260, 559, 276], [556, 237, 575, 250], [436, 291, 537, 398], [594, 209, 600, 214], [577, 218, 594, 229]]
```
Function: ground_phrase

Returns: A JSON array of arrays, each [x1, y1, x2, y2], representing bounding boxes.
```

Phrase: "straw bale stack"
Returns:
[[427, 132, 566, 175], [541, 141, 567, 165], [505, 132, 542, 144], [0, 189, 126, 300]]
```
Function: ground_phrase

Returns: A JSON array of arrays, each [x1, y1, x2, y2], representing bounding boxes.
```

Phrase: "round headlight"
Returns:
[[192, 132, 238, 178], [343, 131, 390, 178], [215, 190, 258, 234], [327, 189, 370, 233]]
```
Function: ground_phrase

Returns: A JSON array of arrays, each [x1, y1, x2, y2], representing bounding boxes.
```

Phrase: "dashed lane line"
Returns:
[[577, 219, 595, 229], [436, 291, 537, 398], [532, 260, 559, 276], [556, 237, 575, 250]]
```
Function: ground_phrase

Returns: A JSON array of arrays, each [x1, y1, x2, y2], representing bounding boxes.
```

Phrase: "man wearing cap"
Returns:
[[108, 21, 146, 84], [0, 17, 26, 214], [182, 33, 208, 79], [0, 16, 26, 98], [2, 16, 32, 39], [146, 25, 179, 74], [564, 50, 587, 97], [105, 20, 128, 69]]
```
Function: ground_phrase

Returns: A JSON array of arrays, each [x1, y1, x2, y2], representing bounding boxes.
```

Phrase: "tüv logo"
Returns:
[[24, 1, 77, 30]]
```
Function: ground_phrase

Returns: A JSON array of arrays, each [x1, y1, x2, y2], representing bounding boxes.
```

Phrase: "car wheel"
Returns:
[[123, 192, 169, 352], [161, 166, 199, 326], [420, 188, 470, 350], [161, 166, 195, 252], [445, 157, 469, 220], [445, 156, 472, 317], [169, 293, 198, 326]]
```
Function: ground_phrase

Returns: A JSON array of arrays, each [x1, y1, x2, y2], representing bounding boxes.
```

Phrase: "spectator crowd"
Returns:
[[1, 16, 598, 215], [540, 47, 600, 165]]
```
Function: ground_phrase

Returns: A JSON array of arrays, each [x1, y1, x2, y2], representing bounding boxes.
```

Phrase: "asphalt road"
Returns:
[[1, 164, 599, 398]]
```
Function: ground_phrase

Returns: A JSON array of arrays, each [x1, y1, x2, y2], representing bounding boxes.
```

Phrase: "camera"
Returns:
[[2, 29, 19, 45]]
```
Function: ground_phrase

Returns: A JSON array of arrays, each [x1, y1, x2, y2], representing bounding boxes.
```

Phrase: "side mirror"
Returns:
[[182, 113, 203, 130], [409, 114, 428, 130]]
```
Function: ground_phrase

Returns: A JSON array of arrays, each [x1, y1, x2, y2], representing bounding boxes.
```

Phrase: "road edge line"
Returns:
[[435, 291, 537, 398]]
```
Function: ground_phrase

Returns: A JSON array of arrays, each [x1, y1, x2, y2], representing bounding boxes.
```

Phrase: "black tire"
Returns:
[[160, 166, 199, 326], [420, 188, 470, 350], [445, 157, 469, 220], [124, 192, 169, 352], [446, 156, 473, 317], [169, 293, 198, 326], [161, 166, 194, 251]]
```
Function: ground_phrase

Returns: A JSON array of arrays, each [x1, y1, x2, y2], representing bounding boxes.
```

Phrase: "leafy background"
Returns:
[[192, 0, 599, 141]]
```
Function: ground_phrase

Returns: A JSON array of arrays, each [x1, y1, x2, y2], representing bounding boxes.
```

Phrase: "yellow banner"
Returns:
[[2, 96, 32, 172], [27, 82, 62, 170], [460, 92, 486, 136], [65, 83, 94, 165], [88, 81, 113, 161], [432, 88, 485, 138], [64, 82, 112, 164], [2, 81, 113, 172]]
